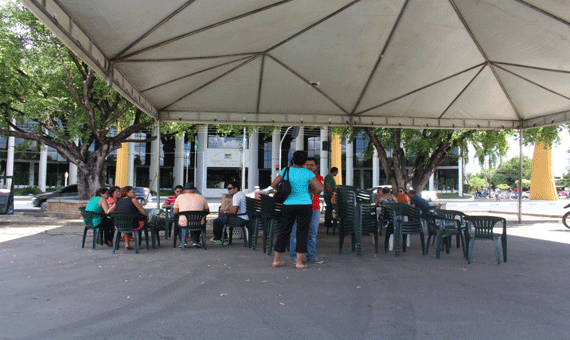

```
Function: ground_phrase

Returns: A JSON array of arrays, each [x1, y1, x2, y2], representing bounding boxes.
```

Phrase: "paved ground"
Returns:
[[1, 211, 570, 339]]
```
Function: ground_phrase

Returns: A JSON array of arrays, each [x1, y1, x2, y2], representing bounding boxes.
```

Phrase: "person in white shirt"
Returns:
[[211, 181, 249, 244]]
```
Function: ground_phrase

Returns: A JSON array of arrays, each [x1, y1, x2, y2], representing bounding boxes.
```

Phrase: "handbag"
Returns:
[[273, 167, 292, 203]]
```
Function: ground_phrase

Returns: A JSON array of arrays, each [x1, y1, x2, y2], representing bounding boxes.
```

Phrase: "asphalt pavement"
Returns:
[[1, 209, 570, 339]]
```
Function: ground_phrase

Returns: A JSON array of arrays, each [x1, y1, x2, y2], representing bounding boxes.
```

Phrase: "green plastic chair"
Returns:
[[464, 215, 507, 265], [110, 212, 148, 254], [260, 195, 282, 255], [79, 207, 105, 249], [145, 208, 164, 249], [382, 203, 425, 257], [173, 211, 209, 250], [435, 209, 468, 249], [246, 196, 264, 250], [336, 186, 378, 257], [422, 213, 466, 259]]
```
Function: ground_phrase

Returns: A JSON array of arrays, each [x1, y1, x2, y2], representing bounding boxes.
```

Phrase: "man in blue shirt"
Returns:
[[408, 190, 431, 214]]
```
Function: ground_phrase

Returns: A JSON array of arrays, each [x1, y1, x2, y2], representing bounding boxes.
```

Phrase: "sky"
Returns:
[[465, 133, 570, 177]]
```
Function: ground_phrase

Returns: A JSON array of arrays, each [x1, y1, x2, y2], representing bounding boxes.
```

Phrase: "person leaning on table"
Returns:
[[85, 187, 116, 247], [270, 151, 324, 269]]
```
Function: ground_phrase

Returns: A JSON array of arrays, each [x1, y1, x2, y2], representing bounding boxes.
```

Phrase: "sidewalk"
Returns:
[[1, 211, 569, 339]]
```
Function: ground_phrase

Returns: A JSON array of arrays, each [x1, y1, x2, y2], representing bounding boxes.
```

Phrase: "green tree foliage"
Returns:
[[334, 126, 513, 193], [493, 156, 532, 188], [0, 2, 157, 198]]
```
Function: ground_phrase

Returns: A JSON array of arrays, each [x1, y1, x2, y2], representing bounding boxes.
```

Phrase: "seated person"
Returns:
[[163, 185, 183, 210], [86, 187, 116, 247], [408, 190, 431, 214], [107, 186, 120, 205], [211, 181, 249, 244], [375, 187, 396, 206], [173, 183, 209, 248], [396, 187, 410, 205], [115, 186, 147, 250]]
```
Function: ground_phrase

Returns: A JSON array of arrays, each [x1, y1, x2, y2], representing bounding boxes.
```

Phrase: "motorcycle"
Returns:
[[562, 203, 570, 229]]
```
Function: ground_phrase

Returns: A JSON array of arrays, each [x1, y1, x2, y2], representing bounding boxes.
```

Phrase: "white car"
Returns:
[[421, 191, 438, 202]]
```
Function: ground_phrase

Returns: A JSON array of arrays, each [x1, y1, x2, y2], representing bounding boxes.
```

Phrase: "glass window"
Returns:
[[207, 136, 248, 149], [206, 168, 248, 188]]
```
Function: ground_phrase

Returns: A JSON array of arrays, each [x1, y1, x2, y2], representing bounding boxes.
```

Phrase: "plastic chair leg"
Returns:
[[501, 235, 507, 262], [420, 233, 425, 255], [112, 229, 120, 254], [82, 227, 88, 248], [494, 237, 501, 265], [467, 238, 475, 264]]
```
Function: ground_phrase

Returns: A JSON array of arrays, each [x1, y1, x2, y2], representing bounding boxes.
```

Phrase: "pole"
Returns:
[[242, 127, 246, 191], [518, 128, 523, 223], [156, 120, 161, 209], [279, 126, 293, 172]]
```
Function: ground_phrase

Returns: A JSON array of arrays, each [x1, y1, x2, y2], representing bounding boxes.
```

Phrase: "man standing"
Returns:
[[211, 181, 248, 244], [408, 190, 431, 214], [323, 167, 338, 231], [290, 157, 325, 264], [173, 183, 209, 248]]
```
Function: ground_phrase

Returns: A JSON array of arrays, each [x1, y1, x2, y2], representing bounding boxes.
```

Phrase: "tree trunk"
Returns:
[[76, 155, 107, 199]]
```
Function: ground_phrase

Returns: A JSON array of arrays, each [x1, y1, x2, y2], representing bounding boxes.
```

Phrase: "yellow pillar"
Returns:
[[530, 143, 558, 201], [331, 134, 343, 185], [114, 128, 129, 187]]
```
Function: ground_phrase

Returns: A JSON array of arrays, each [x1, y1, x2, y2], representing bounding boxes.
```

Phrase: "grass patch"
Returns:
[[438, 193, 472, 199]]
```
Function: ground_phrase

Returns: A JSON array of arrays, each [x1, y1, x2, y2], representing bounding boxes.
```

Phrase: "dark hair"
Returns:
[[306, 157, 317, 164], [95, 187, 109, 196], [382, 187, 390, 194], [330, 167, 338, 173], [408, 189, 416, 195], [174, 185, 183, 190], [228, 181, 240, 191], [398, 187, 407, 194], [291, 150, 308, 166], [109, 186, 120, 195], [120, 186, 133, 198]]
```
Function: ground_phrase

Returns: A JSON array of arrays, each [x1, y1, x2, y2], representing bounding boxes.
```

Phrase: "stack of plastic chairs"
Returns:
[[260, 195, 282, 255], [246, 196, 265, 250], [337, 185, 378, 256]]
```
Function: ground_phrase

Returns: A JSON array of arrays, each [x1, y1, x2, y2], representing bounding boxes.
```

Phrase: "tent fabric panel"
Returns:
[[270, 0, 404, 111], [125, 0, 354, 61], [357, 0, 485, 112], [454, 0, 570, 71], [360, 65, 483, 118], [130, 0, 282, 53], [494, 64, 570, 99], [165, 58, 262, 112], [523, 0, 570, 24], [142, 59, 247, 109], [494, 68, 570, 120], [57, 0, 188, 58], [258, 57, 346, 115], [116, 57, 249, 92], [443, 66, 518, 121]]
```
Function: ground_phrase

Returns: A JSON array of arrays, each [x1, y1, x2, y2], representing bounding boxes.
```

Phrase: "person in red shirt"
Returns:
[[289, 157, 325, 264], [163, 185, 183, 209]]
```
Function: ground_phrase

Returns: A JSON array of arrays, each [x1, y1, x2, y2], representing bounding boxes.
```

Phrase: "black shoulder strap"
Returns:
[[284, 167, 290, 180]]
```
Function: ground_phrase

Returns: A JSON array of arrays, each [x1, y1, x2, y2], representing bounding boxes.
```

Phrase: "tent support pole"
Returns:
[[518, 128, 523, 223]]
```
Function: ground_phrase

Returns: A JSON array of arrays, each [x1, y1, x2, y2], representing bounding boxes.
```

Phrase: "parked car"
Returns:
[[33, 184, 151, 210]]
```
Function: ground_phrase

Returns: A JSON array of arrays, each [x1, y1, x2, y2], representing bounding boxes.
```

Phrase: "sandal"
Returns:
[[272, 261, 285, 267], [125, 246, 134, 250], [296, 264, 308, 270]]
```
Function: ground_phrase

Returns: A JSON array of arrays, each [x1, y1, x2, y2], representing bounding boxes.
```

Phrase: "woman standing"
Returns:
[[85, 187, 116, 247], [115, 186, 147, 250], [270, 151, 323, 269]]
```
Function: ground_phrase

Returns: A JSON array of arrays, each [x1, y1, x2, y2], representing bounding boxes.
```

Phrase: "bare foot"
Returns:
[[125, 245, 133, 250], [272, 261, 284, 267], [296, 263, 308, 270]]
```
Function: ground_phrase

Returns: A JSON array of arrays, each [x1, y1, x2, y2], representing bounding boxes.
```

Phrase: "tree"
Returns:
[[335, 126, 513, 194], [494, 156, 532, 188], [470, 130, 511, 196], [0, 2, 157, 198]]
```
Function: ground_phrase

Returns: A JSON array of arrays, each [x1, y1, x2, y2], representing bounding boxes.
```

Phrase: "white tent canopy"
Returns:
[[21, 0, 570, 129]]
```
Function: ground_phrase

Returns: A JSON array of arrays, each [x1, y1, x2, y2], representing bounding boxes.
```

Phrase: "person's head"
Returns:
[[382, 187, 390, 194], [227, 181, 240, 194], [183, 183, 197, 193], [120, 186, 135, 198], [408, 189, 416, 197], [109, 186, 120, 199], [330, 167, 339, 176], [397, 187, 406, 195], [95, 187, 109, 198], [291, 150, 308, 166], [173, 184, 183, 196], [305, 157, 318, 172]]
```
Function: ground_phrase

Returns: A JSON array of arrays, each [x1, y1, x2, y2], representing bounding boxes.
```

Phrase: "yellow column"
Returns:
[[114, 128, 129, 187], [331, 134, 343, 185], [530, 143, 558, 201]]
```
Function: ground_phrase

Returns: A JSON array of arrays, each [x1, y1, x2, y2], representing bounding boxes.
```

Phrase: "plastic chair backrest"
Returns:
[[79, 207, 105, 228], [464, 215, 506, 239], [177, 211, 209, 229], [110, 212, 141, 232]]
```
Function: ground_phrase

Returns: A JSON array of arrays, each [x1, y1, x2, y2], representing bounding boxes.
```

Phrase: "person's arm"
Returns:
[[325, 178, 333, 194], [309, 177, 323, 194], [98, 197, 113, 214], [203, 200, 210, 214], [132, 198, 147, 215], [270, 174, 283, 190], [162, 200, 171, 209], [172, 198, 180, 215]]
